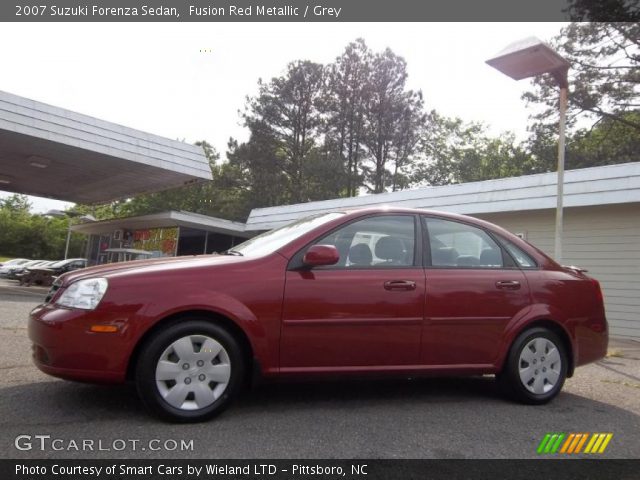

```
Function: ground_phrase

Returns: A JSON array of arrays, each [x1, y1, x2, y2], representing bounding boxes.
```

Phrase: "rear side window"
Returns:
[[425, 218, 504, 268], [502, 239, 537, 268]]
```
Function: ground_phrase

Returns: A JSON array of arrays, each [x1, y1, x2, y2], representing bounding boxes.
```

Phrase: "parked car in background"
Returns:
[[29, 208, 608, 422], [103, 248, 154, 263], [1, 259, 44, 279], [19, 258, 88, 287], [16, 261, 57, 286], [0, 258, 28, 269], [46, 258, 88, 276], [5, 260, 50, 280]]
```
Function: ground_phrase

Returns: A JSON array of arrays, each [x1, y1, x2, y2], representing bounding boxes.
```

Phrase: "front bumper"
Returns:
[[28, 303, 131, 384]]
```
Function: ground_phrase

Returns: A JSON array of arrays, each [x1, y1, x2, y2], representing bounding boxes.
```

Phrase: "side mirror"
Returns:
[[303, 245, 339, 267]]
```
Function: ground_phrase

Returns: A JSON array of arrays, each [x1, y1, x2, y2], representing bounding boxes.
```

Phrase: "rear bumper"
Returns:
[[575, 317, 609, 367]]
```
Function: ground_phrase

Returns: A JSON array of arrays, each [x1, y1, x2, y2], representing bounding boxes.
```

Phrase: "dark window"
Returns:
[[425, 218, 504, 268], [502, 239, 537, 268], [316, 215, 416, 268]]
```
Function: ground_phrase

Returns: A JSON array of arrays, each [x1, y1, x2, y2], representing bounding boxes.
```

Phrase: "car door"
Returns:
[[421, 216, 531, 366], [280, 214, 426, 370]]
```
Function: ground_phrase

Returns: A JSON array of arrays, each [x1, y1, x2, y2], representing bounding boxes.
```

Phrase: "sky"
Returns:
[[0, 22, 566, 213]]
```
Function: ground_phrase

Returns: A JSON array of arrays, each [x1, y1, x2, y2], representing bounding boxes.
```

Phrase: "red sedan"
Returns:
[[29, 208, 608, 422]]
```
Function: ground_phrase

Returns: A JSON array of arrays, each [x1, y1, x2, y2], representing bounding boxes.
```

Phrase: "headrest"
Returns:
[[375, 236, 405, 261], [348, 243, 372, 266]]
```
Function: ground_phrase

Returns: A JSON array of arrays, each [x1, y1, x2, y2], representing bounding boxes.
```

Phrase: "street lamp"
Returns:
[[45, 209, 96, 259], [486, 36, 570, 263]]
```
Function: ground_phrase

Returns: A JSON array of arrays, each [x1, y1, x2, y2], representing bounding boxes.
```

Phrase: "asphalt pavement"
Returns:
[[1, 279, 639, 459]]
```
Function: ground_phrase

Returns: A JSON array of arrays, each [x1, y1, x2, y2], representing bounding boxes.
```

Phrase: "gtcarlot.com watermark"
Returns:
[[15, 434, 194, 452]]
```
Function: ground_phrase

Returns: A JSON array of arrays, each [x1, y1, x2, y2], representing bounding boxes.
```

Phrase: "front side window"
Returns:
[[315, 215, 416, 268], [425, 218, 504, 268]]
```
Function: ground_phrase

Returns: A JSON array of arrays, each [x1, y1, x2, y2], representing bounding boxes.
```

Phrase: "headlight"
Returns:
[[56, 278, 108, 310]]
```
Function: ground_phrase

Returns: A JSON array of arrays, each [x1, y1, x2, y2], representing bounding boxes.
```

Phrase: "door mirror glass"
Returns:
[[303, 245, 340, 267]]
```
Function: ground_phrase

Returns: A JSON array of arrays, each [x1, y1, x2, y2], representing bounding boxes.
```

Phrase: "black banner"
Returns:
[[2, 460, 640, 480], [2, 0, 639, 22]]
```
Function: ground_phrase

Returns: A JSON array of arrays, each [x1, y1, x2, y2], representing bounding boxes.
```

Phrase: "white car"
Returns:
[[0, 258, 31, 277]]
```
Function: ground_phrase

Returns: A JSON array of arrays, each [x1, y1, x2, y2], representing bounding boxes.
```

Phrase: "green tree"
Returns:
[[226, 125, 289, 212], [413, 112, 540, 186], [0, 194, 31, 214], [569, 111, 640, 167], [324, 39, 372, 196], [243, 61, 326, 203], [455, 133, 538, 183], [528, 110, 640, 171], [363, 49, 425, 193], [565, 0, 639, 22], [0, 194, 85, 259]]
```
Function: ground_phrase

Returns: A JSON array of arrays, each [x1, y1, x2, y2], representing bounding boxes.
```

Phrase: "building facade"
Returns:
[[72, 210, 250, 264]]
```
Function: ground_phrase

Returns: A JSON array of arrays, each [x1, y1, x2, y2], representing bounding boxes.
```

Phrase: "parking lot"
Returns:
[[1, 278, 639, 459]]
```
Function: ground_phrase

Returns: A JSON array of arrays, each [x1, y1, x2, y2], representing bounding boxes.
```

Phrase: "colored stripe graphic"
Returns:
[[567, 433, 582, 454], [575, 433, 589, 454], [585, 433, 614, 454], [598, 434, 613, 453], [537, 434, 552, 454], [551, 433, 565, 453], [560, 434, 575, 453], [584, 434, 599, 453], [539, 433, 613, 455], [545, 434, 559, 453]]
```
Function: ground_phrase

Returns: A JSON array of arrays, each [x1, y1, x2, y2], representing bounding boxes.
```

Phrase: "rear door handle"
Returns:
[[384, 280, 417, 291], [496, 280, 521, 290]]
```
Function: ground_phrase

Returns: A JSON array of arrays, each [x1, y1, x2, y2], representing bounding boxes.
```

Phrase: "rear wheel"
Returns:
[[135, 319, 245, 422], [498, 327, 567, 404]]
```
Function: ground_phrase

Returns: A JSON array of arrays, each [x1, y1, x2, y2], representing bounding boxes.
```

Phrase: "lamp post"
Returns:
[[486, 36, 570, 264], [45, 209, 96, 259]]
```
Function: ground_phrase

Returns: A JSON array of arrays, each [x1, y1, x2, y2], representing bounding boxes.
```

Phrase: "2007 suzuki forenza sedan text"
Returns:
[[29, 208, 608, 422]]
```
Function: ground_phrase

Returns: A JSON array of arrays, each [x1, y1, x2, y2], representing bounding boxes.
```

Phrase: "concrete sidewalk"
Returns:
[[609, 337, 640, 360]]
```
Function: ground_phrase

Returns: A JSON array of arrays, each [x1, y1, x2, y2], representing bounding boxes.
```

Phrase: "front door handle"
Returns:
[[496, 280, 521, 290], [384, 280, 417, 291]]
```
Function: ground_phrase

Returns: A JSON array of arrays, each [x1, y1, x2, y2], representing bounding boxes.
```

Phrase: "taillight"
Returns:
[[588, 278, 607, 333], [590, 278, 604, 303]]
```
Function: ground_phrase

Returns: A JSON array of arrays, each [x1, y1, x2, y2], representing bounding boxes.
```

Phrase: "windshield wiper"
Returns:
[[223, 249, 243, 256]]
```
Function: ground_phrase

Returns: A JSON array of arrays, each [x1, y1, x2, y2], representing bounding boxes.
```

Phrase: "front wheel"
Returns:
[[497, 327, 568, 404], [135, 320, 245, 422]]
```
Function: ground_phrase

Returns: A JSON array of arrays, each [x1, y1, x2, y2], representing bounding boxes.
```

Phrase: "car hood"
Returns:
[[57, 254, 249, 286]]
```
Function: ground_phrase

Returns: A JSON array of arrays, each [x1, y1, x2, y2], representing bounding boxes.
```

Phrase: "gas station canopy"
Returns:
[[0, 90, 212, 204]]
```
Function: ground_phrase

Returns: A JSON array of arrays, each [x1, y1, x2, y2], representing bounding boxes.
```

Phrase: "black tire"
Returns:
[[497, 327, 568, 405], [135, 319, 245, 422]]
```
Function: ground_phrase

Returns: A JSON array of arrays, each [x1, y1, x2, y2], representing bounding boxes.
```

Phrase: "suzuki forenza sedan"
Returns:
[[29, 208, 608, 422]]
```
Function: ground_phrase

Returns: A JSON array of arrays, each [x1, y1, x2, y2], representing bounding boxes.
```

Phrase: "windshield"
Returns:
[[232, 212, 345, 257]]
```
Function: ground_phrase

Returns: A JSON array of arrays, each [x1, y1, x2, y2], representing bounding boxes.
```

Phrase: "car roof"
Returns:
[[104, 248, 152, 254], [338, 206, 497, 228]]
